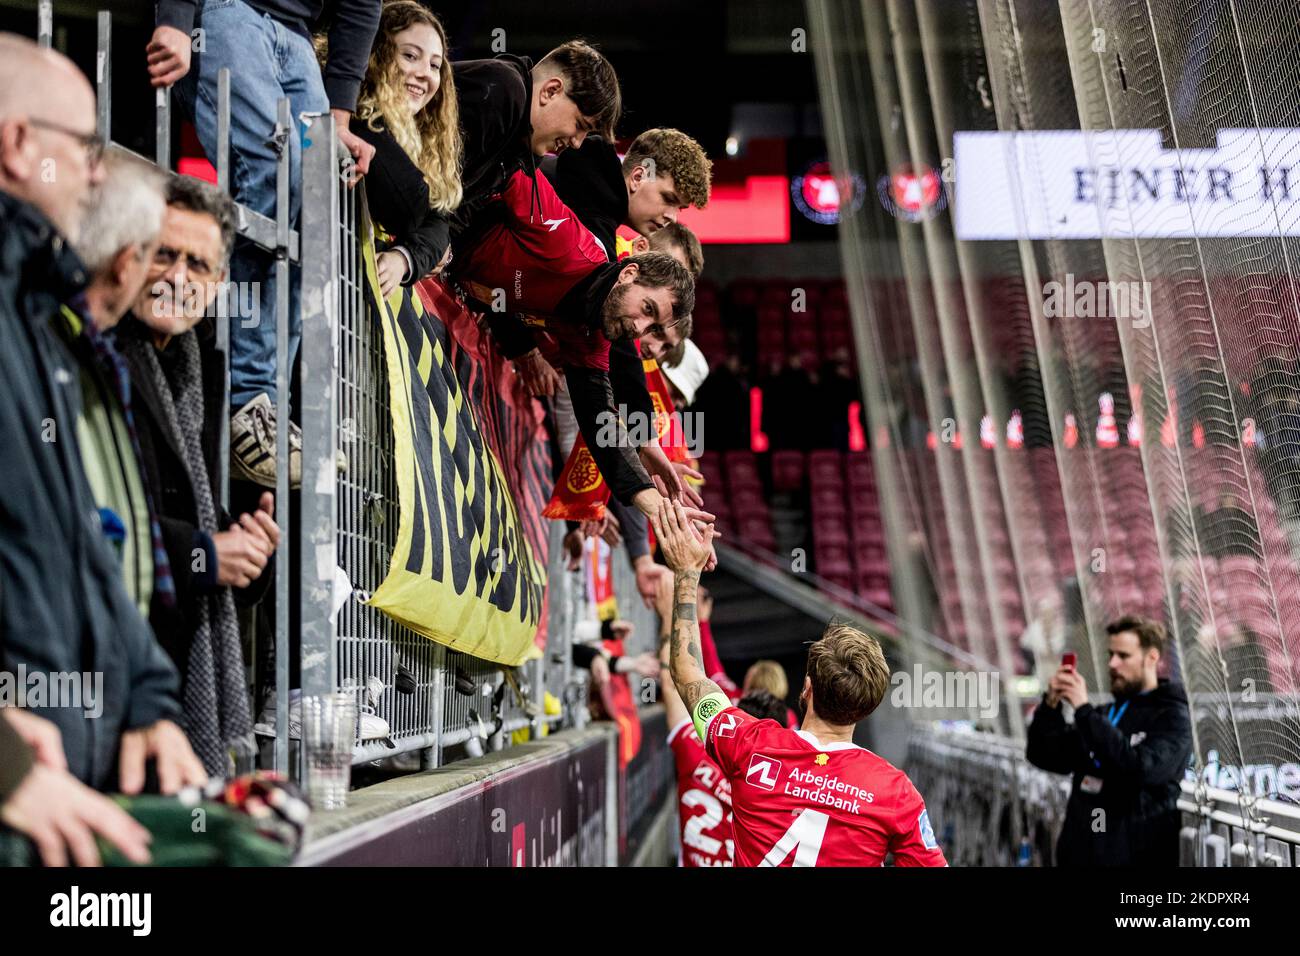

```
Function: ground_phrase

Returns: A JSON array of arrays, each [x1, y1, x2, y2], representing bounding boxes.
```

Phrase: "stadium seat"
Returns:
[[737, 517, 776, 551], [813, 516, 851, 546], [771, 450, 805, 492], [811, 485, 848, 516], [809, 450, 844, 485]]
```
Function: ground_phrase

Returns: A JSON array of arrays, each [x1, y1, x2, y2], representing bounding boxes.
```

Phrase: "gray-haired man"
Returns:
[[59, 150, 169, 615]]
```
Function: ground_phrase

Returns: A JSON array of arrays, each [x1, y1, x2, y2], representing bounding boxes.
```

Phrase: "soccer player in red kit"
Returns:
[[653, 571, 788, 866], [650, 499, 947, 867]]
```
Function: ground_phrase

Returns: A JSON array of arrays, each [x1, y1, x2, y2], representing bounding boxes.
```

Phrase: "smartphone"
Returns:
[[1062, 652, 1077, 669]]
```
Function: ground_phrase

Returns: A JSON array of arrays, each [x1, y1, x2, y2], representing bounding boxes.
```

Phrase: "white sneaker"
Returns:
[[355, 676, 394, 745], [253, 689, 302, 740], [358, 707, 393, 744], [230, 393, 303, 489]]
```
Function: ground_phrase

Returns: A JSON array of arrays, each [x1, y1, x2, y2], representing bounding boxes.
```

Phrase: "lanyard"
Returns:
[[1092, 700, 1131, 770], [1107, 700, 1130, 727]]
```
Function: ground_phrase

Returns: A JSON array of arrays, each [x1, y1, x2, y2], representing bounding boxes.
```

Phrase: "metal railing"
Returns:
[[910, 724, 1300, 866], [38, 4, 609, 785]]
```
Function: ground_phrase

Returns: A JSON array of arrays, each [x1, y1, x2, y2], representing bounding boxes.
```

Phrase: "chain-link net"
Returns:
[[808, 0, 1300, 815]]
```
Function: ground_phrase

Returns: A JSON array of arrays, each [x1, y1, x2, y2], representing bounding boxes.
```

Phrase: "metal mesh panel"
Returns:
[[333, 184, 443, 763], [808, 0, 1300, 825]]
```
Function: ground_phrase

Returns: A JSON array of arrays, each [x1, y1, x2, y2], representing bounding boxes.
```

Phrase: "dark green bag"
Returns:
[[0, 795, 294, 867]]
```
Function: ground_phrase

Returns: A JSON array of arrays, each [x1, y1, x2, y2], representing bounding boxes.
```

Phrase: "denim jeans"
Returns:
[[177, 0, 329, 409]]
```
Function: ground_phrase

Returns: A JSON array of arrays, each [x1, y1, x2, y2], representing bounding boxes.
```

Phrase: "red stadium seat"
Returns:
[[848, 492, 880, 518], [730, 281, 760, 308], [788, 324, 820, 351], [854, 540, 887, 568], [809, 450, 844, 485], [757, 303, 786, 328], [811, 485, 848, 516], [817, 541, 853, 568], [771, 450, 805, 492], [859, 573, 893, 609], [813, 516, 851, 546], [853, 514, 884, 540], [737, 517, 776, 551]]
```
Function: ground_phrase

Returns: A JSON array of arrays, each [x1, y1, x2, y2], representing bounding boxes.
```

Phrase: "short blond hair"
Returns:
[[805, 623, 890, 725], [744, 660, 788, 700]]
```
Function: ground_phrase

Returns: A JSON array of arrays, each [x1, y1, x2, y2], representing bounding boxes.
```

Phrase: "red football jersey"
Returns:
[[668, 719, 734, 868], [456, 167, 607, 316], [703, 707, 947, 867], [455, 167, 612, 371]]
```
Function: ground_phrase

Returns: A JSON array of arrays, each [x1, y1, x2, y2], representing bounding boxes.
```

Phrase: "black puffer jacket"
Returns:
[[1027, 678, 1193, 866], [449, 54, 537, 246], [0, 191, 180, 789]]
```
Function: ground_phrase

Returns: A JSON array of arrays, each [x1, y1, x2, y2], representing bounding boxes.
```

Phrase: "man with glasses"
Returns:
[[116, 174, 280, 778], [0, 35, 203, 862]]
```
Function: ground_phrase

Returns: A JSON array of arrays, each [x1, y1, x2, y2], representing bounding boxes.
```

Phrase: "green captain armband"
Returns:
[[692, 692, 732, 743]]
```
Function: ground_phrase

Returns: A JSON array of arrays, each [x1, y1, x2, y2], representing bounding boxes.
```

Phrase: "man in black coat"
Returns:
[[1027, 615, 1193, 866], [0, 34, 202, 795], [115, 175, 279, 776]]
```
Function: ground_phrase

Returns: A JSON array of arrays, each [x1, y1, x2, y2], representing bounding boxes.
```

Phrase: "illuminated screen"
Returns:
[[678, 176, 791, 244]]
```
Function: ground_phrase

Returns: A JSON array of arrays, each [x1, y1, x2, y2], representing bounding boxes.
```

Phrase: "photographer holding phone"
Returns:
[[1026, 616, 1193, 867]]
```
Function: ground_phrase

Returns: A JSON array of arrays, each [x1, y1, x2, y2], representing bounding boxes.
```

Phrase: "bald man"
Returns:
[[0, 34, 104, 240], [0, 35, 204, 803]]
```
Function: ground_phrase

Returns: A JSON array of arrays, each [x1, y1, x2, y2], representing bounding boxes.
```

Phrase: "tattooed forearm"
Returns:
[[669, 622, 698, 676], [681, 679, 717, 713], [669, 568, 721, 712]]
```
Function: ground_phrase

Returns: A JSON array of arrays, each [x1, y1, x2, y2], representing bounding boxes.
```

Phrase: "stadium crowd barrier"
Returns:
[[910, 724, 1300, 866], [49, 4, 630, 786]]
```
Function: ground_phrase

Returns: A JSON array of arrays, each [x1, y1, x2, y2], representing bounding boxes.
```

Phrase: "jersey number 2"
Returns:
[[682, 790, 725, 855], [759, 809, 829, 867]]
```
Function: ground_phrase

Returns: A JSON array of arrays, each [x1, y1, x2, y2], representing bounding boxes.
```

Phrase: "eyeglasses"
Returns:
[[27, 117, 105, 166], [153, 245, 217, 280]]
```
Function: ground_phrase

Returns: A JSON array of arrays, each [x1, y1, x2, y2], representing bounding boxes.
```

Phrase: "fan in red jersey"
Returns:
[[652, 572, 788, 866], [649, 499, 948, 868]]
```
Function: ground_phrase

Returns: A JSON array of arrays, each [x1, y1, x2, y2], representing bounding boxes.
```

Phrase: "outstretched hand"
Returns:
[[640, 443, 703, 507], [671, 460, 705, 508], [514, 348, 562, 397], [649, 499, 717, 574]]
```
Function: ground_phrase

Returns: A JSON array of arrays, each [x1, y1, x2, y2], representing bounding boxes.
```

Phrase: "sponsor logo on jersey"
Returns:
[[918, 809, 939, 850], [746, 753, 782, 791], [544, 217, 569, 232], [714, 711, 739, 738], [693, 763, 718, 789]]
